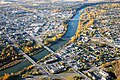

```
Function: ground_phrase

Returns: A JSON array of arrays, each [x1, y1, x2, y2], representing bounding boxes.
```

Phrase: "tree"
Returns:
[[12, 57, 15, 61], [73, 76, 81, 80], [24, 47, 29, 53], [70, 36, 77, 42], [76, 29, 81, 38], [44, 40, 49, 45], [56, 34, 63, 38], [52, 37, 57, 41], [2, 73, 10, 80]]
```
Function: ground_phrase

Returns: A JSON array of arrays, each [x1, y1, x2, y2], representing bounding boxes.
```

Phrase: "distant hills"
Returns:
[[26, 0, 120, 2], [42, 0, 120, 2], [1, 0, 120, 3]]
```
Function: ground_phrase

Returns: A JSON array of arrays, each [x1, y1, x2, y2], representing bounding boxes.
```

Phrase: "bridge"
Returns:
[[26, 31, 90, 79], [19, 49, 38, 66], [63, 19, 79, 21], [12, 45, 50, 75], [62, 18, 99, 21], [26, 31, 55, 54]]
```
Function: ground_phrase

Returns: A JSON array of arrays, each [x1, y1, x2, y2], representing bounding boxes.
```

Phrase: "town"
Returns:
[[0, 1, 81, 70], [0, 0, 120, 80]]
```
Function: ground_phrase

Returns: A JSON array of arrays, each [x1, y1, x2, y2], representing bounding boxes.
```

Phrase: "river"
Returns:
[[0, 2, 113, 77]]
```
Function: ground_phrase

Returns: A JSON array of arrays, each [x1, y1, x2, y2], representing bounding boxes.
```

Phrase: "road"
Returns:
[[26, 32, 55, 54], [83, 66, 100, 74], [12, 45, 50, 75], [28, 73, 76, 80], [26, 31, 90, 80], [100, 33, 120, 48], [57, 53, 90, 80], [66, 61, 91, 80], [103, 37, 120, 48]]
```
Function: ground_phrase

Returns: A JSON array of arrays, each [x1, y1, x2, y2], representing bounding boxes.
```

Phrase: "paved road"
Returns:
[[26, 32, 55, 54], [13, 45, 50, 75], [26, 32, 91, 80], [83, 66, 100, 74], [103, 37, 120, 48], [100, 34, 120, 48], [57, 53, 90, 80], [66, 62, 91, 80], [27, 73, 76, 80]]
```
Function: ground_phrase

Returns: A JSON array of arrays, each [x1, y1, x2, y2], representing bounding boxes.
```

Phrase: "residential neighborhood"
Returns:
[[0, 0, 120, 80]]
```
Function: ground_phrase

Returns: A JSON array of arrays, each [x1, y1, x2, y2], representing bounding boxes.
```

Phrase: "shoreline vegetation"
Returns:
[[43, 22, 68, 45], [0, 22, 69, 79], [0, 2, 105, 74], [0, 65, 33, 80], [68, 7, 95, 43], [0, 10, 72, 73], [0, 60, 23, 71], [0, 24, 68, 72], [43, 10, 77, 45], [0, 5, 77, 78], [5, 4, 86, 78], [0, 1, 79, 73]]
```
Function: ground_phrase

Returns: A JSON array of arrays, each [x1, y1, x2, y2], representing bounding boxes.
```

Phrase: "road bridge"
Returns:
[[12, 45, 50, 75], [26, 32, 55, 54], [26, 32, 90, 79]]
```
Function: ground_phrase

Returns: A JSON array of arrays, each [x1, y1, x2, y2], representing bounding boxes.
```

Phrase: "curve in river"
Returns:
[[0, 2, 111, 76]]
